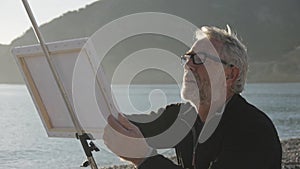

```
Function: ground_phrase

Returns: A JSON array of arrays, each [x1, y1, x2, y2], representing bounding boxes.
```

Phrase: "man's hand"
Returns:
[[103, 114, 152, 166]]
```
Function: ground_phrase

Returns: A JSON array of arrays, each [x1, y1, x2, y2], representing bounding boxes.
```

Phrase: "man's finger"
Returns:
[[107, 115, 129, 135], [118, 113, 135, 130]]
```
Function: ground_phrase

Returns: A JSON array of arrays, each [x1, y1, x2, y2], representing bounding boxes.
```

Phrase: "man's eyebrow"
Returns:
[[185, 51, 195, 55]]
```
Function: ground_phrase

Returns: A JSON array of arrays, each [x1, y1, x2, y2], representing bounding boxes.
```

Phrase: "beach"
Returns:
[[282, 138, 300, 169], [100, 138, 300, 169]]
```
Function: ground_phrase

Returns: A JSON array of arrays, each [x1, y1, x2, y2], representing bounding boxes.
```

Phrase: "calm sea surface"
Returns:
[[0, 83, 299, 169]]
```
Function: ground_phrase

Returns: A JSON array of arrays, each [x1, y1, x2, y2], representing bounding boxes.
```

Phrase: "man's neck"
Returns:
[[198, 103, 210, 122], [197, 93, 235, 122]]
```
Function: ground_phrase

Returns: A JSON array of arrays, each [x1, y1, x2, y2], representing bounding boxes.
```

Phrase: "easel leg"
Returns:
[[77, 133, 99, 169]]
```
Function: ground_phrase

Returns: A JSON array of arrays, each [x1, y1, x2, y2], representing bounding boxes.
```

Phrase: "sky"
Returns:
[[0, 0, 99, 45]]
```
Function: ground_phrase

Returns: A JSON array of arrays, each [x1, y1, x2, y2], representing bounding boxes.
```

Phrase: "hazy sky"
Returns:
[[0, 0, 99, 45]]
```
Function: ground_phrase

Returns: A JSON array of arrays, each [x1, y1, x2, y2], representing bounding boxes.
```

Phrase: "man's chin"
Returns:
[[181, 90, 200, 110], [182, 97, 199, 111]]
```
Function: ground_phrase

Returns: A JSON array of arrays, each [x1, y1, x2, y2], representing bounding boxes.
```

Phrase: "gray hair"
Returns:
[[196, 25, 248, 93]]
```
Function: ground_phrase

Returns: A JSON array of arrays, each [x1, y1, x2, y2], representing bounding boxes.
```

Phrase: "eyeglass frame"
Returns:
[[181, 51, 234, 67]]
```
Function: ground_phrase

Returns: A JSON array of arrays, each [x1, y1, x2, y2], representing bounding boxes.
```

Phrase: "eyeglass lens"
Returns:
[[181, 53, 206, 65]]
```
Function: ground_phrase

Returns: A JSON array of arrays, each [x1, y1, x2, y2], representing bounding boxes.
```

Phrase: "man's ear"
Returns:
[[226, 67, 240, 85]]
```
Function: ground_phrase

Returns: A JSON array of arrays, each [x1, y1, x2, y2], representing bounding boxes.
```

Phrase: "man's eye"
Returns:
[[194, 54, 204, 62]]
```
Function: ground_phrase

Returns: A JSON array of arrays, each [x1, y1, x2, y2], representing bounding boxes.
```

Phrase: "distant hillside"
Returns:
[[1, 0, 300, 84], [248, 46, 300, 83]]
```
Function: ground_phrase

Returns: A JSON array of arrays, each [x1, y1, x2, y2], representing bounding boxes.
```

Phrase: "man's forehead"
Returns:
[[190, 38, 221, 55], [190, 39, 215, 52]]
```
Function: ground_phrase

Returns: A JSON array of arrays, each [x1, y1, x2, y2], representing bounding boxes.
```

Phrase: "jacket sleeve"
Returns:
[[127, 103, 182, 148], [127, 103, 197, 169], [138, 155, 184, 169]]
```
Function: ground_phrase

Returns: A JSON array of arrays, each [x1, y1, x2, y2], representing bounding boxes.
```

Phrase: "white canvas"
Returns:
[[12, 38, 118, 139]]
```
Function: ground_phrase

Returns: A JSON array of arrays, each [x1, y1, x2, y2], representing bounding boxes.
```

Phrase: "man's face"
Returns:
[[181, 38, 226, 108]]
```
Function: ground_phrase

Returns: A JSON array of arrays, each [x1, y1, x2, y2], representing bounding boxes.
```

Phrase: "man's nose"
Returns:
[[185, 59, 196, 71]]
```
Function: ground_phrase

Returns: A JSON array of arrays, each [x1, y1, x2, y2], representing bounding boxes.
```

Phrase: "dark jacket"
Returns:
[[129, 94, 282, 169]]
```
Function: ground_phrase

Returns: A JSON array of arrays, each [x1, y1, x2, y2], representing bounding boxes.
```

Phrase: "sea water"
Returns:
[[0, 83, 299, 169]]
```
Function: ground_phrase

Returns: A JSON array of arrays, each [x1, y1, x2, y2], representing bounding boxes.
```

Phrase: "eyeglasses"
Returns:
[[181, 52, 233, 67]]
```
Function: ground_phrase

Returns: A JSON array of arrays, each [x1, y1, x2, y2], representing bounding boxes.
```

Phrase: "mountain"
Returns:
[[249, 46, 300, 82], [1, 0, 300, 84]]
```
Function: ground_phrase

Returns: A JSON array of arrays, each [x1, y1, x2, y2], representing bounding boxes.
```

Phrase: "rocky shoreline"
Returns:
[[281, 138, 300, 169], [100, 138, 300, 169]]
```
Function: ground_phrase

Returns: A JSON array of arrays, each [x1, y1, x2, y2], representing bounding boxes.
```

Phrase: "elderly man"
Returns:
[[103, 26, 282, 169]]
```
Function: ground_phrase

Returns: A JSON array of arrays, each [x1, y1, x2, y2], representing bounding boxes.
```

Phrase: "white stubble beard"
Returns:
[[181, 69, 203, 111], [181, 66, 212, 108]]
